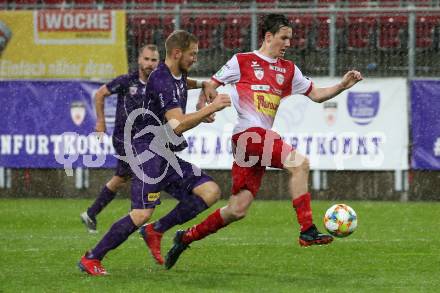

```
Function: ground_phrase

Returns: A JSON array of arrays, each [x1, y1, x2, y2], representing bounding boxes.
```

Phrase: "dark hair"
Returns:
[[261, 14, 292, 39], [165, 30, 198, 56], [138, 44, 158, 56]]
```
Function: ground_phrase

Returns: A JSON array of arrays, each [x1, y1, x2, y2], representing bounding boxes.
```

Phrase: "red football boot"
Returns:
[[139, 224, 164, 265], [78, 255, 108, 276]]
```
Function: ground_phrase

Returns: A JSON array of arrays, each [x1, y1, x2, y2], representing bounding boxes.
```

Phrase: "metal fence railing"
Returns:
[[125, 6, 440, 77]]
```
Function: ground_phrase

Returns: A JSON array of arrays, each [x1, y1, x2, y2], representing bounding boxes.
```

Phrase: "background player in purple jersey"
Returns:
[[78, 30, 231, 275], [80, 44, 160, 233]]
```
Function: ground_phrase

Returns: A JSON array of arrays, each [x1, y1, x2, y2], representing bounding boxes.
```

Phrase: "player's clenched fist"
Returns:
[[211, 93, 231, 111], [340, 70, 363, 90]]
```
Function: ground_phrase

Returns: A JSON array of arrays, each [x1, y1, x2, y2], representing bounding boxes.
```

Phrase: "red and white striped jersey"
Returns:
[[212, 51, 313, 135]]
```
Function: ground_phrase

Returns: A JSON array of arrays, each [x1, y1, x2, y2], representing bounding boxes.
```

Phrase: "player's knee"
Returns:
[[195, 182, 221, 207], [129, 209, 152, 226], [287, 156, 310, 174], [205, 183, 221, 205]]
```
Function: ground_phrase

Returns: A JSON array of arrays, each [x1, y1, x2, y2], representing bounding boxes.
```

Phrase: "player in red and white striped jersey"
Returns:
[[165, 14, 363, 269]]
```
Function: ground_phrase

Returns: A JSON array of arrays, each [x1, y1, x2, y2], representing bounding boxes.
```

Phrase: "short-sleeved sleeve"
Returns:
[[291, 65, 313, 96], [106, 75, 129, 94], [154, 78, 181, 113], [211, 55, 240, 85]]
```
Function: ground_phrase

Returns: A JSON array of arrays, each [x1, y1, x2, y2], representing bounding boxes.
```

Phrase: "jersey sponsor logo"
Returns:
[[147, 192, 160, 201], [323, 101, 338, 126], [129, 86, 137, 95], [253, 93, 281, 117], [70, 101, 86, 126], [269, 64, 287, 73], [251, 85, 271, 91], [276, 74, 284, 85], [347, 92, 380, 126]]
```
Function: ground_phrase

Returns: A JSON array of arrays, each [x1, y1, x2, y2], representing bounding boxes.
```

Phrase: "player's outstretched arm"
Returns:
[[94, 85, 111, 134], [308, 70, 363, 103], [196, 79, 222, 123], [165, 93, 231, 135]]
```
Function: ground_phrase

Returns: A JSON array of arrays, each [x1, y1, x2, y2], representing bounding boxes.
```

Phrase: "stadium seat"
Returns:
[[12, 0, 38, 9], [415, 15, 438, 50], [42, 0, 67, 8], [377, 15, 407, 49], [223, 15, 251, 50], [288, 15, 313, 50], [102, 0, 126, 9], [347, 0, 370, 7], [0, 0, 8, 9], [131, 0, 156, 9], [129, 15, 161, 48], [162, 16, 176, 39], [72, 0, 96, 8], [181, 15, 221, 49], [377, 0, 402, 7], [346, 15, 376, 49], [315, 15, 345, 49]]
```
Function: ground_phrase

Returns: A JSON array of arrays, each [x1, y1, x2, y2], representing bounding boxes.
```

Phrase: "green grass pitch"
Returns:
[[1, 198, 440, 292]]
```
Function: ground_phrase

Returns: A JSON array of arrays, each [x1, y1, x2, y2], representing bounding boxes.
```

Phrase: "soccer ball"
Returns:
[[323, 204, 357, 238]]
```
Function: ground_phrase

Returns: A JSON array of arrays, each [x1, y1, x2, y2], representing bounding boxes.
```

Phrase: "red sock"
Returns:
[[292, 192, 313, 232], [182, 209, 226, 244]]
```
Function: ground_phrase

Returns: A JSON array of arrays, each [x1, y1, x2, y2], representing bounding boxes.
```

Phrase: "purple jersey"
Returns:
[[105, 71, 146, 155], [134, 62, 188, 151]]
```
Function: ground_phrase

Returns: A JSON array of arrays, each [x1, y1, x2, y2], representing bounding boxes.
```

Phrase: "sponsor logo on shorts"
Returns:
[[147, 192, 160, 201], [253, 93, 281, 117]]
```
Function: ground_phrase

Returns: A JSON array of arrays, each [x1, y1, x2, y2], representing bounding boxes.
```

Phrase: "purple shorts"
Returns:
[[114, 158, 132, 178], [130, 153, 213, 210]]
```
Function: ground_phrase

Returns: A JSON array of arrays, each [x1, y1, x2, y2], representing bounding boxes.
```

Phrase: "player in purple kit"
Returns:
[[80, 44, 160, 233], [78, 30, 231, 275]]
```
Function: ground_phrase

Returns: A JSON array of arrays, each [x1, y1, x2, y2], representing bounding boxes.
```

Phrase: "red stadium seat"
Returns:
[[13, 0, 38, 9], [346, 16, 376, 49], [102, 0, 126, 9], [0, 0, 8, 9], [377, 15, 407, 49], [415, 15, 439, 50], [42, 0, 66, 8], [131, 0, 156, 8], [288, 15, 313, 50], [315, 15, 345, 49], [377, 0, 401, 7], [162, 16, 176, 40], [181, 16, 221, 49], [129, 15, 161, 48], [347, 0, 370, 7], [223, 15, 251, 50], [72, 0, 96, 8]]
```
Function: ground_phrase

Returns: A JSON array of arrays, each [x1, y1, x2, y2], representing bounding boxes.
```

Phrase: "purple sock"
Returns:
[[88, 215, 137, 260], [153, 195, 209, 233], [87, 186, 116, 220]]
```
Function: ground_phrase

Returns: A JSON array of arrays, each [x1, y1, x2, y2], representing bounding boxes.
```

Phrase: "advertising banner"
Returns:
[[411, 80, 440, 170], [0, 10, 127, 79], [0, 80, 117, 168], [178, 78, 409, 170]]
